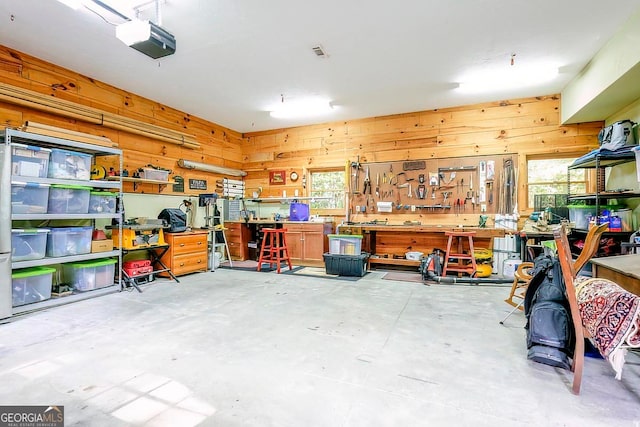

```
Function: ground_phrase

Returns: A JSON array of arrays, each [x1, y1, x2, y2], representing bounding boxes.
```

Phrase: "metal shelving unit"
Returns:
[[1, 128, 123, 319], [567, 149, 638, 257], [568, 150, 638, 220]]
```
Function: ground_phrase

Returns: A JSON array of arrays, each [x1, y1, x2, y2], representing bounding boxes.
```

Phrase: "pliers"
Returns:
[[363, 166, 371, 194]]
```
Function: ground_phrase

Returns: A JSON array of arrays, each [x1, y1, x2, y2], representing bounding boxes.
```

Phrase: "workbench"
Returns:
[[591, 254, 640, 296], [337, 224, 505, 269]]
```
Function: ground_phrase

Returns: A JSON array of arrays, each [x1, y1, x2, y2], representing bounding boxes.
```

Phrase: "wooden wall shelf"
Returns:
[[107, 176, 175, 192]]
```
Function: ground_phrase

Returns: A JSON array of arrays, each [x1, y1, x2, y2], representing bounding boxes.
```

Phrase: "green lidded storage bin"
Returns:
[[11, 266, 56, 307], [63, 258, 118, 292], [328, 234, 363, 255], [89, 191, 118, 213], [48, 184, 91, 214]]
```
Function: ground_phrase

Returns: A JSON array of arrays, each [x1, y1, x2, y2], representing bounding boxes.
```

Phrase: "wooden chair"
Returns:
[[552, 222, 608, 394], [504, 262, 534, 310]]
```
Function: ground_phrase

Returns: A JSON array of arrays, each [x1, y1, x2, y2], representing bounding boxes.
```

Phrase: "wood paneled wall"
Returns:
[[243, 96, 603, 225], [0, 45, 604, 226], [0, 46, 243, 195]]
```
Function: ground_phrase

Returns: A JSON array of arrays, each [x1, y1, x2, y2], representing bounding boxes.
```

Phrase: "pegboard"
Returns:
[[348, 154, 517, 216]]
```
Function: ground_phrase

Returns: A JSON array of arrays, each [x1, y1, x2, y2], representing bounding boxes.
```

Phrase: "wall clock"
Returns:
[[290, 171, 299, 182]]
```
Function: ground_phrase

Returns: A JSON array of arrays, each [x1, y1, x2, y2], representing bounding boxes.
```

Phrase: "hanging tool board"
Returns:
[[348, 154, 516, 216]]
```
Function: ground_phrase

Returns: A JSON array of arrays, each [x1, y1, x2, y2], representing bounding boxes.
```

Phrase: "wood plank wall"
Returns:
[[0, 46, 243, 195], [243, 96, 603, 225], [0, 45, 604, 226]]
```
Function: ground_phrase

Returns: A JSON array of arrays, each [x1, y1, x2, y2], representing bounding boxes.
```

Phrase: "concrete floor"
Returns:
[[1, 269, 639, 427]]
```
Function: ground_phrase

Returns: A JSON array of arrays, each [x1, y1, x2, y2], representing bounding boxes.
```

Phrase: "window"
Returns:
[[309, 168, 345, 211], [527, 157, 586, 209]]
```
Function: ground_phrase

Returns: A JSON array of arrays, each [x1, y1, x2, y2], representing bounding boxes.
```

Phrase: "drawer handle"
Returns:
[[180, 262, 185, 266], [197, 259, 202, 263], [198, 241, 202, 245], [180, 243, 185, 247]]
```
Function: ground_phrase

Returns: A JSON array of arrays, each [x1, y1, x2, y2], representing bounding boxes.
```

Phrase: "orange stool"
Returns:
[[442, 231, 477, 277], [257, 228, 292, 273]]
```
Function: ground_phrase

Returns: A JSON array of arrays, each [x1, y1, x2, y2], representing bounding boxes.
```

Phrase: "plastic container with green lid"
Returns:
[[328, 234, 363, 255], [12, 266, 55, 307], [89, 191, 118, 214], [47, 184, 91, 214], [63, 258, 118, 292]]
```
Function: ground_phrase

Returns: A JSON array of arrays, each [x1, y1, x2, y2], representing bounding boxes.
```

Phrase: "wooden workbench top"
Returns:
[[341, 224, 506, 237]]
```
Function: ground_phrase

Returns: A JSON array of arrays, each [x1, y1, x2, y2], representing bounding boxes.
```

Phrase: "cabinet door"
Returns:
[[302, 230, 325, 261], [285, 230, 303, 261]]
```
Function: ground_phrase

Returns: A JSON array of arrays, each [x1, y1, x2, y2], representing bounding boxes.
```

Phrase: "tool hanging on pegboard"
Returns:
[[478, 161, 486, 203]]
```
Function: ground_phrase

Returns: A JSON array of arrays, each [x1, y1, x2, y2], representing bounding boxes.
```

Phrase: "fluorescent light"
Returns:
[[116, 19, 152, 46], [457, 64, 559, 93], [178, 159, 247, 177], [269, 98, 335, 119]]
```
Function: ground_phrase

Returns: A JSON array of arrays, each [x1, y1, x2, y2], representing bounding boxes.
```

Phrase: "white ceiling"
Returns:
[[1, 0, 639, 133]]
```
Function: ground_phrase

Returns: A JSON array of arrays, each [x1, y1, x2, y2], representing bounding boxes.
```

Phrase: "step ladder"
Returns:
[[211, 226, 232, 271]]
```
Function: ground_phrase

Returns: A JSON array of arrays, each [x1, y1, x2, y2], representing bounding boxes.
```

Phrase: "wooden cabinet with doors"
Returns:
[[225, 222, 251, 260], [158, 230, 208, 277], [285, 222, 333, 266]]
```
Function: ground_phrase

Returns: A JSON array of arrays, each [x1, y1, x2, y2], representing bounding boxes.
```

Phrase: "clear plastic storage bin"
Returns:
[[140, 167, 169, 181], [47, 184, 91, 214], [46, 226, 93, 257], [48, 148, 92, 180], [568, 206, 596, 229], [11, 228, 50, 261], [328, 234, 363, 255], [88, 191, 118, 213], [11, 182, 50, 214], [12, 267, 55, 307], [11, 143, 51, 178], [64, 258, 117, 291]]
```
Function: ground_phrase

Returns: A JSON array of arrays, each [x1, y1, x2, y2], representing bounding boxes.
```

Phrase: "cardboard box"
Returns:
[[91, 240, 113, 253]]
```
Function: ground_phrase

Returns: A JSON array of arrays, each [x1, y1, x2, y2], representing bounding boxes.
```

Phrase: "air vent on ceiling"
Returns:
[[312, 45, 328, 58]]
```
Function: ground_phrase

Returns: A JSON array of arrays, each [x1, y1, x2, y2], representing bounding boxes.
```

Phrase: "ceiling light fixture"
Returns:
[[269, 96, 336, 119], [456, 63, 558, 94], [177, 159, 247, 177]]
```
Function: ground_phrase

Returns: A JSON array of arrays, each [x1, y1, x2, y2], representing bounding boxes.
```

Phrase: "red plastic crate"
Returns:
[[123, 260, 151, 269], [124, 265, 153, 277]]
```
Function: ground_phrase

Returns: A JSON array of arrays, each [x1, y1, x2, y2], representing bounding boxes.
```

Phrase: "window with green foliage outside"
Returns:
[[309, 169, 345, 210], [527, 157, 586, 209]]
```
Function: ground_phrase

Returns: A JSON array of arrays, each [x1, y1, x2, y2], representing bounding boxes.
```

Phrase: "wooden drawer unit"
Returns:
[[225, 222, 251, 260], [158, 230, 208, 277], [171, 252, 207, 276]]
